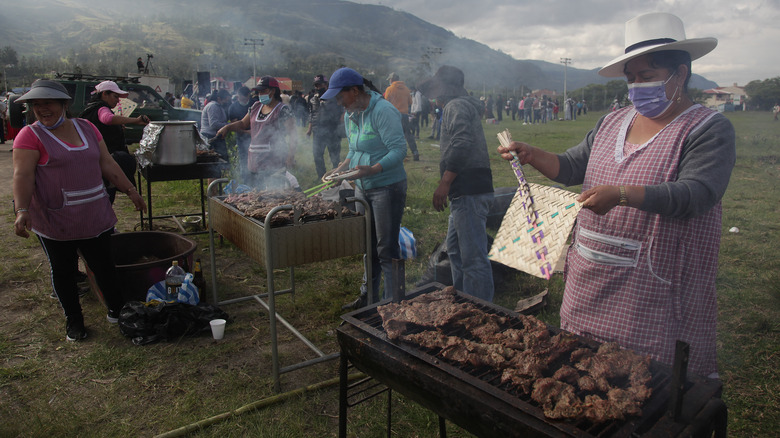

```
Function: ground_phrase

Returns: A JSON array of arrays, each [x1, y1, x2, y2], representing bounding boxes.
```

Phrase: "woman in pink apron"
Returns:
[[498, 13, 735, 378], [217, 76, 297, 190], [13, 80, 146, 342]]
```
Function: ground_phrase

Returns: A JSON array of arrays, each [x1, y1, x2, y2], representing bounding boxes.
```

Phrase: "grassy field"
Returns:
[[0, 110, 777, 437]]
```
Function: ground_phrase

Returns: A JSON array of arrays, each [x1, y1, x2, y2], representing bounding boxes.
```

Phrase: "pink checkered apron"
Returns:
[[561, 105, 721, 376]]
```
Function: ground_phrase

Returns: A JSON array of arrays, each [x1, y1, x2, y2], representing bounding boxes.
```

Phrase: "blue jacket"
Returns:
[[344, 90, 407, 190]]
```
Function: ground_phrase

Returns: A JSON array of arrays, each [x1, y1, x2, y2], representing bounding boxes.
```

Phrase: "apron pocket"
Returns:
[[248, 143, 270, 173], [575, 227, 642, 267]]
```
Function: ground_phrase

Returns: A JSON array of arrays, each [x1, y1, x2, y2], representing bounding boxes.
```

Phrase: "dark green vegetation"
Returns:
[[744, 77, 780, 111], [1, 111, 778, 436]]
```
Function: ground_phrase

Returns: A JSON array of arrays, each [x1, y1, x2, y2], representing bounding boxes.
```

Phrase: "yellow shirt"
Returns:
[[181, 96, 195, 109]]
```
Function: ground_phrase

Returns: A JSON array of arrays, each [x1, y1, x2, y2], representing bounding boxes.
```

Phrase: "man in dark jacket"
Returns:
[[418, 65, 495, 302], [307, 74, 344, 179]]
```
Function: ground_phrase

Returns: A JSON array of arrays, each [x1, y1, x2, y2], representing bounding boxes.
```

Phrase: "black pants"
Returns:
[[312, 133, 342, 179], [39, 230, 123, 319], [106, 151, 137, 204]]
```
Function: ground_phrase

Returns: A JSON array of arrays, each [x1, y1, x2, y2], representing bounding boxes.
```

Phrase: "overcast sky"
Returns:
[[357, 0, 779, 87]]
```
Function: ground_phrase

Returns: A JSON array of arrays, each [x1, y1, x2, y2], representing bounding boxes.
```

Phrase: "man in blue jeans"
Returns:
[[419, 65, 495, 302]]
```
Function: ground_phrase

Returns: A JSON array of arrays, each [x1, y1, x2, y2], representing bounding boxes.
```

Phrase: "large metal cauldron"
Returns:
[[151, 121, 198, 165], [83, 231, 197, 303]]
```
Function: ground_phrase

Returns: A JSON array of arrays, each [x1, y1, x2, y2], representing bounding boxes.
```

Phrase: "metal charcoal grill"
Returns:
[[208, 194, 367, 270], [207, 181, 372, 392], [338, 283, 727, 437]]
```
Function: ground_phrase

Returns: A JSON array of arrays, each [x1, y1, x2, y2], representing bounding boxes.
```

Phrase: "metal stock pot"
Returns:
[[151, 121, 198, 165]]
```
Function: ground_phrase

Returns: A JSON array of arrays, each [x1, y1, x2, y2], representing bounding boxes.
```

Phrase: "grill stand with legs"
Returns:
[[207, 179, 372, 392], [338, 283, 729, 437], [339, 262, 449, 438]]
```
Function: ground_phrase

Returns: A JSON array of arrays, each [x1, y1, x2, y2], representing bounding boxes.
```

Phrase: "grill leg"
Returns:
[[439, 416, 447, 438], [339, 353, 348, 438], [386, 389, 392, 438], [136, 170, 144, 229]]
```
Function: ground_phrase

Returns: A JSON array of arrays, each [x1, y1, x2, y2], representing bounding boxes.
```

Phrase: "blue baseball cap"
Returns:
[[320, 68, 363, 100]]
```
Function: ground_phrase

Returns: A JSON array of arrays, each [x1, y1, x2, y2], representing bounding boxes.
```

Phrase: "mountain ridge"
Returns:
[[0, 0, 718, 92]]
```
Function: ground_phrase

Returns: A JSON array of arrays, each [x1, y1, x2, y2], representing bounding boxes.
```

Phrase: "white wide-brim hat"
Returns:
[[598, 12, 717, 77]]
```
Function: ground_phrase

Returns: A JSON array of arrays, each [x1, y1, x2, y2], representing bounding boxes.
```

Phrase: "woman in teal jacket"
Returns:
[[321, 68, 407, 309]]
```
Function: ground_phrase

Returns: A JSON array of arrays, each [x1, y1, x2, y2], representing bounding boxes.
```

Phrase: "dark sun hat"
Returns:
[[16, 79, 72, 102], [417, 65, 467, 100]]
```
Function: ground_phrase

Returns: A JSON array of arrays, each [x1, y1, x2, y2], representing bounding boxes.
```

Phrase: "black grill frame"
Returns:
[[338, 283, 726, 437]]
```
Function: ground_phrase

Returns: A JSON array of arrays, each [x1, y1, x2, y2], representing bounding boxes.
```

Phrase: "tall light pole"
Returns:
[[425, 46, 442, 74], [244, 38, 264, 84], [3, 64, 15, 94], [560, 57, 571, 119]]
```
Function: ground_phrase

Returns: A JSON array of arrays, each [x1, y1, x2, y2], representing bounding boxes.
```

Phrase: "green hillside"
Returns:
[[0, 0, 717, 93]]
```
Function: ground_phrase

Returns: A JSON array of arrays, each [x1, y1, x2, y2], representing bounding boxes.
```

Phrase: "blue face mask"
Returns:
[[627, 73, 678, 119], [41, 113, 66, 130], [258, 94, 271, 105]]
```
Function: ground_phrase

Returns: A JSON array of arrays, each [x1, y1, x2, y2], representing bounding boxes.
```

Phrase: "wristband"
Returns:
[[618, 186, 628, 207], [15, 208, 28, 215]]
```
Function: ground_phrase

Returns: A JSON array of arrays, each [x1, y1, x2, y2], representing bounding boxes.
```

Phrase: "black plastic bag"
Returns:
[[415, 235, 518, 289], [415, 240, 454, 287], [118, 300, 230, 345]]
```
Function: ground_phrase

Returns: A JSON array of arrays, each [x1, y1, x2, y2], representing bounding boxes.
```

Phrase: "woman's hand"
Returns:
[[497, 140, 561, 181], [497, 141, 535, 164], [353, 164, 380, 180], [322, 160, 349, 183], [126, 188, 147, 213], [135, 115, 150, 125], [14, 211, 31, 238], [216, 125, 230, 139], [577, 185, 620, 215]]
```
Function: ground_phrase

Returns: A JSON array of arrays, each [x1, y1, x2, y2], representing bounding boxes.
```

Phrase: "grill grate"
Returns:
[[340, 284, 724, 437]]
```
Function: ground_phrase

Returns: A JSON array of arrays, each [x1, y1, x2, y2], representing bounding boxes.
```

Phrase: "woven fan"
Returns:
[[113, 97, 138, 117], [489, 130, 582, 279]]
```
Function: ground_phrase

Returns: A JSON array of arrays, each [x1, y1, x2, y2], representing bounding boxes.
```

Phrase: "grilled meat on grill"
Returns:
[[399, 331, 461, 350], [223, 190, 355, 225], [531, 378, 583, 420], [378, 287, 496, 340], [376, 287, 654, 423]]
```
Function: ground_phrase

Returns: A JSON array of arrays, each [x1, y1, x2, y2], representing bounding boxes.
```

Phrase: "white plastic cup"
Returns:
[[210, 319, 226, 340]]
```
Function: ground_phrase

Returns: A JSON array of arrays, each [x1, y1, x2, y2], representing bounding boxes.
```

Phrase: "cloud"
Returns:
[[359, 0, 780, 85]]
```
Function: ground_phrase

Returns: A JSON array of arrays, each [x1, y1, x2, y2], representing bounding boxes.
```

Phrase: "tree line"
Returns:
[[2, 43, 778, 111]]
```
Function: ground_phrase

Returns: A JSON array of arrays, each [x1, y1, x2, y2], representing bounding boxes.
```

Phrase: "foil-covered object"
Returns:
[[135, 122, 209, 167]]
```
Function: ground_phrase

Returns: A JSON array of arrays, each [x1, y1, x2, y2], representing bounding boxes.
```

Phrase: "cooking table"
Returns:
[[136, 158, 230, 232]]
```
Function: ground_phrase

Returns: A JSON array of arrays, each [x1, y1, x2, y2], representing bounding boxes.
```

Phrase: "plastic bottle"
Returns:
[[192, 258, 205, 297], [165, 260, 186, 301]]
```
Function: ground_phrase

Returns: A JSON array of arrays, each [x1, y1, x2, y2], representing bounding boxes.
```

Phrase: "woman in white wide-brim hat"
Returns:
[[498, 12, 735, 377]]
